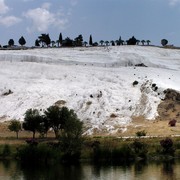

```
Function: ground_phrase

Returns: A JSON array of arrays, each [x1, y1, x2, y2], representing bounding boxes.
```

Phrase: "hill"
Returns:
[[0, 46, 179, 135]]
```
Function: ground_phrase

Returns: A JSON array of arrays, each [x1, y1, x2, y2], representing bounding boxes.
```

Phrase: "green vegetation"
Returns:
[[18, 36, 26, 46], [23, 109, 43, 139], [136, 130, 147, 138], [1, 106, 180, 165], [0, 136, 179, 165], [161, 39, 168, 46], [15, 105, 84, 163], [8, 120, 22, 139]]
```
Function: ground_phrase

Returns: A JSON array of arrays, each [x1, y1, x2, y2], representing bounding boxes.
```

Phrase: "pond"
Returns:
[[0, 160, 179, 180]]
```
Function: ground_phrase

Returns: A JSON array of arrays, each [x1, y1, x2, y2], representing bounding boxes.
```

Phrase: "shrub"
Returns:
[[86, 101, 92, 105], [169, 119, 177, 127], [16, 144, 60, 165], [110, 113, 118, 118], [8, 120, 21, 139], [136, 130, 147, 138], [23, 109, 43, 139], [160, 138, 175, 155], [131, 140, 148, 158], [161, 39, 168, 46], [2, 144, 11, 157], [133, 81, 138, 86], [112, 145, 135, 162]]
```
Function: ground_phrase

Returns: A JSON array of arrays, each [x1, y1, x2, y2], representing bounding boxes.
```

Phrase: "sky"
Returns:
[[0, 0, 180, 46]]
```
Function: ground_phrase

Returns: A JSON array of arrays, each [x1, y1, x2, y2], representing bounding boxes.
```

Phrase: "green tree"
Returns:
[[115, 40, 120, 45], [18, 36, 26, 46], [44, 106, 67, 138], [35, 39, 40, 47], [161, 39, 168, 46], [38, 34, 51, 47], [59, 32, 63, 46], [61, 37, 74, 47], [105, 41, 109, 46], [110, 40, 115, 46], [8, 120, 21, 139], [99, 40, 104, 46], [74, 34, 83, 46], [23, 109, 42, 139], [119, 36, 124, 45], [89, 35, 93, 46], [8, 39, 14, 46], [146, 40, 151, 45], [83, 41, 88, 47], [141, 40, 145, 45], [136, 130, 147, 138], [59, 109, 83, 162], [39, 116, 51, 138], [136, 40, 140, 45], [51, 40, 55, 47]]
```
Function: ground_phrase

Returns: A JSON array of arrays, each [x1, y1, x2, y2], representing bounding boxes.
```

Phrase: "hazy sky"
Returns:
[[0, 0, 180, 46]]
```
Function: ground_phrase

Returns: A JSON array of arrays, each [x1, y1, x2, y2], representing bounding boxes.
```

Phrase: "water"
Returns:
[[0, 160, 180, 180]]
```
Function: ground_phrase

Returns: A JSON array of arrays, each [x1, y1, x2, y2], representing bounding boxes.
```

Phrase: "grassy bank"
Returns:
[[1, 136, 180, 165]]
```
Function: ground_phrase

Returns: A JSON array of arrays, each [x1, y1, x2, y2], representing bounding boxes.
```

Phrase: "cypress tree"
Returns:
[[89, 35, 93, 46], [59, 33, 63, 45]]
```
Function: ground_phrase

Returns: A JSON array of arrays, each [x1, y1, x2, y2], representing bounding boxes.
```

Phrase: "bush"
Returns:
[[133, 81, 138, 86], [16, 144, 60, 165], [112, 145, 135, 162], [2, 144, 11, 157], [8, 120, 21, 139], [136, 130, 147, 137], [160, 138, 175, 155], [131, 140, 148, 158], [161, 39, 168, 46]]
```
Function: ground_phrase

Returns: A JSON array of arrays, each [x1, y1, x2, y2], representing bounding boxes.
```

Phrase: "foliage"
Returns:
[[8, 120, 21, 139], [105, 41, 109, 46], [93, 42, 98, 46], [59, 32, 63, 45], [39, 116, 51, 138], [18, 106, 83, 164], [23, 109, 43, 139], [62, 37, 74, 47], [89, 35, 93, 46], [133, 80, 139, 86], [131, 140, 148, 158], [111, 145, 135, 161], [2, 144, 11, 157], [16, 144, 60, 165], [35, 39, 40, 46], [99, 40, 104, 46], [38, 34, 51, 47], [18, 36, 26, 46], [44, 106, 65, 138], [136, 130, 147, 138], [83, 41, 88, 46], [160, 138, 175, 155], [8, 39, 14, 46], [91, 141, 134, 163], [161, 39, 168, 46], [147, 40, 151, 45], [57, 107, 83, 162], [141, 40, 145, 45], [127, 36, 137, 45], [169, 119, 177, 127], [74, 34, 83, 46]]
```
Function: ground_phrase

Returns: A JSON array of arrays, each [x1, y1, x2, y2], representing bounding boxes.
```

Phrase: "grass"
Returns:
[[0, 121, 180, 164]]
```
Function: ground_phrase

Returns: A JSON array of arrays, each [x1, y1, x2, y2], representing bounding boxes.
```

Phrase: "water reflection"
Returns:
[[161, 160, 175, 180], [0, 160, 180, 180]]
